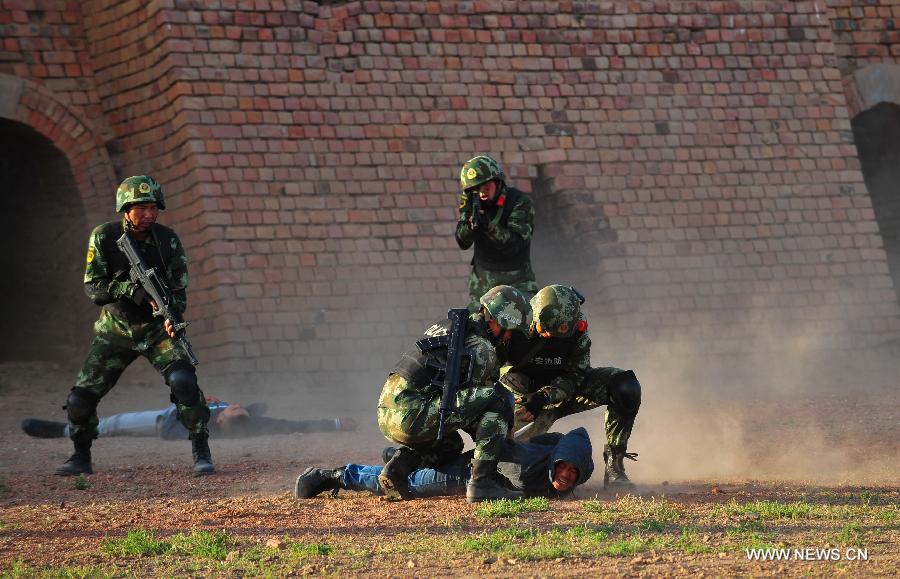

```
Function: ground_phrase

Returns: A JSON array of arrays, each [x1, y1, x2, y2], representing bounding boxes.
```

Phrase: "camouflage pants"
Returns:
[[511, 367, 639, 449], [466, 264, 537, 312], [377, 373, 513, 463], [70, 310, 209, 441]]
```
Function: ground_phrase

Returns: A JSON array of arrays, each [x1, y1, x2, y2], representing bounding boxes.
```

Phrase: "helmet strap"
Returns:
[[122, 212, 137, 232]]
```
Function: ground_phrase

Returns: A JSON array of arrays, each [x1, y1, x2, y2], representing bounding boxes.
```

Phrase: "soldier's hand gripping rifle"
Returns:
[[437, 308, 473, 441], [116, 232, 199, 366]]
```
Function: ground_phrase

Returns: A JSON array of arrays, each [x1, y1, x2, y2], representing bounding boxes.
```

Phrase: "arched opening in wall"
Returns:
[[0, 118, 94, 361], [852, 102, 900, 306]]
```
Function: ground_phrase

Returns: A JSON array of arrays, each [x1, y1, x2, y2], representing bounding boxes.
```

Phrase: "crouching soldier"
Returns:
[[376, 285, 532, 502], [502, 284, 642, 489]]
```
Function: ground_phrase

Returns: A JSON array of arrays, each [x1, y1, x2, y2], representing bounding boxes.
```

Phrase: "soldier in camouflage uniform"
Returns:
[[377, 285, 532, 502], [455, 155, 538, 311], [54, 175, 213, 477], [500, 285, 642, 489]]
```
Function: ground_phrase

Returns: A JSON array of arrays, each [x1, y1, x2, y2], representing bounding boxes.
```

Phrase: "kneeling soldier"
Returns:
[[377, 285, 531, 502]]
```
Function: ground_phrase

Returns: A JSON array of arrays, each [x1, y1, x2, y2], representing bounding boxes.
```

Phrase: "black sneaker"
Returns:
[[293, 467, 345, 498], [22, 419, 66, 439]]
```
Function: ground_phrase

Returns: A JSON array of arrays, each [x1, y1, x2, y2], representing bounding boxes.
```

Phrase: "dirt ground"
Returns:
[[0, 360, 898, 577]]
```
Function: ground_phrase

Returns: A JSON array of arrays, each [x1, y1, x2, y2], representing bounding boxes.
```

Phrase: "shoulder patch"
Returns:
[[86, 247, 95, 263]]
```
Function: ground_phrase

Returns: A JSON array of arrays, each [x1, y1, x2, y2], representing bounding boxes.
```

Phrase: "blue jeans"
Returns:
[[343, 462, 471, 497], [64, 409, 162, 438]]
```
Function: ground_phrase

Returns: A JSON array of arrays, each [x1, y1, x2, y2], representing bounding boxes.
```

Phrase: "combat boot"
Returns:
[[378, 446, 421, 500], [466, 460, 524, 503], [603, 444, 637, 490], [294, 467, 347, 498], [22, 418, 66, 438], [191, 434, 215, 476], [54, 439, 93, 476]]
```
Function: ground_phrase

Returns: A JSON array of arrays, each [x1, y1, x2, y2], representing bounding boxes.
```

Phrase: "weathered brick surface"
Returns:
[[2, 0, 900, 387]]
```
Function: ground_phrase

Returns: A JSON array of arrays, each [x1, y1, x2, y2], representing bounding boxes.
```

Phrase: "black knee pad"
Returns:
[[66, 388, 100, 424], [166, 363, 200, 406], [609, 370, 641, 416]]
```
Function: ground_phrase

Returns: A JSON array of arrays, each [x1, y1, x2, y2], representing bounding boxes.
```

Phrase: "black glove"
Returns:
[[458, 191, 472, 219], [519, 391, 551, 417], [109, 280, 146, 304]]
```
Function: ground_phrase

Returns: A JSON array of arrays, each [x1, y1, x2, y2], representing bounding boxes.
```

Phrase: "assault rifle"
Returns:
[[437, 308, 472, 440], [116, 232, 199, 366], [469, 194, 484, 231]]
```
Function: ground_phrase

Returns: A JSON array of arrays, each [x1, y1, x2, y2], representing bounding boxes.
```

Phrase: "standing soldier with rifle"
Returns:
[[54, 175, 213, 477], [377, 285, 531, 502], [455, 155, 538, 312]]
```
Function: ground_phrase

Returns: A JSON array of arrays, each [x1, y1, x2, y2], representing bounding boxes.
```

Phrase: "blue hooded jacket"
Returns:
[[497, 427, 594, 497]]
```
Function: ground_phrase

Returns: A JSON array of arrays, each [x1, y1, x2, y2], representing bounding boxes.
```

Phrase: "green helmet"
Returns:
[[115, 175, 165, 212], [460, 155, 505, 191], [530, 285, 584, 338], [479, 285, 531, 335]]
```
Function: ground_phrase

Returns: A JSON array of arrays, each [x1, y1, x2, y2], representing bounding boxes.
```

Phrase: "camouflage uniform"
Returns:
[[377, 286, 533, 501], [69, 176, 209, 444], [377, 313, 513, 464], [502, 286, 641, 452], [455, 156, 537, 311], [72, 221, 209, 442]]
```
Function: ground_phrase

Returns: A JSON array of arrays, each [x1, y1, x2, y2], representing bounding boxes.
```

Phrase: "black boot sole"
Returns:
[[378, 469, 412, 501]]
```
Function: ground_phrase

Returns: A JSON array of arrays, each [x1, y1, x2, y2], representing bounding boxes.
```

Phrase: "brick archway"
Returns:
[[844, 63, 900, 119], [0, 73, 115, 219]]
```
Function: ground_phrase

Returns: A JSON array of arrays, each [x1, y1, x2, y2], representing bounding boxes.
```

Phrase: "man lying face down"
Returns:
[[294, 426, 593, 499]]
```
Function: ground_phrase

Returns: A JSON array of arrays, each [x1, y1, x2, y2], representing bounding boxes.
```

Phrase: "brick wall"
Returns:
[[3, 0, 900, 388], [826, 0, 900, 116]]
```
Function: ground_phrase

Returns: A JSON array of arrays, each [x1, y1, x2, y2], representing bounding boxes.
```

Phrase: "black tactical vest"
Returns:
[[391, 318, 486, 389], [507, 331, 583, 388], [96, 221, 177, 323], [472, 186, 532, 272]]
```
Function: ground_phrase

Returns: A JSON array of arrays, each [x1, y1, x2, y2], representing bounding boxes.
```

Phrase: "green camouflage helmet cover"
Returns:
[[530, 285, 582, 338], [479, 285, 532, 335], [115, 175, 165, 212], [460, 155, 505, 191]]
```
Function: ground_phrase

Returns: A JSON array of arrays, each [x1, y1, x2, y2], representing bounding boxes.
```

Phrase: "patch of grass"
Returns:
[[673, 528, 713, 555], [715, 499, 846, 520], [169, 530, 230, 560], [459, 527, 535, 553], [835, 523, 865, 547], [2, 560, 113, 578], [101, 529, 170, 557], [599, 535, 666, 556], [640, 518, 666, 532], [475, 497, 549, 518], [875, 507, 897, 523], [73, 476, 89, 491], [286, 540, 332, 558], [583, 495, 682, 526]]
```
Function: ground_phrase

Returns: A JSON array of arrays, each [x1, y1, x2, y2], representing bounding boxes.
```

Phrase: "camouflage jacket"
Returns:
[[84, 219, 188, 324], [455, 185, 534, 272]]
